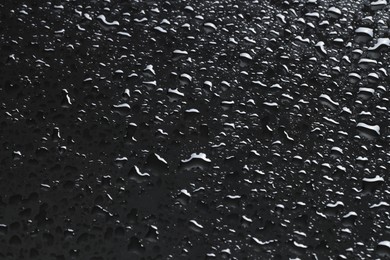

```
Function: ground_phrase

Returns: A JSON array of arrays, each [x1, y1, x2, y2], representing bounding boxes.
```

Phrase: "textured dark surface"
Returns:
[[1, 0, 390, 259]]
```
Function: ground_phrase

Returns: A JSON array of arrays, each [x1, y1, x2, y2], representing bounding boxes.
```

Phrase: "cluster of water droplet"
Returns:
[[1, 0, 390, 259]]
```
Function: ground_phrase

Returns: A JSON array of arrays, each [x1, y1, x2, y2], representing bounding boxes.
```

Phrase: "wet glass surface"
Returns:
[[1, 0, 390, 259]]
